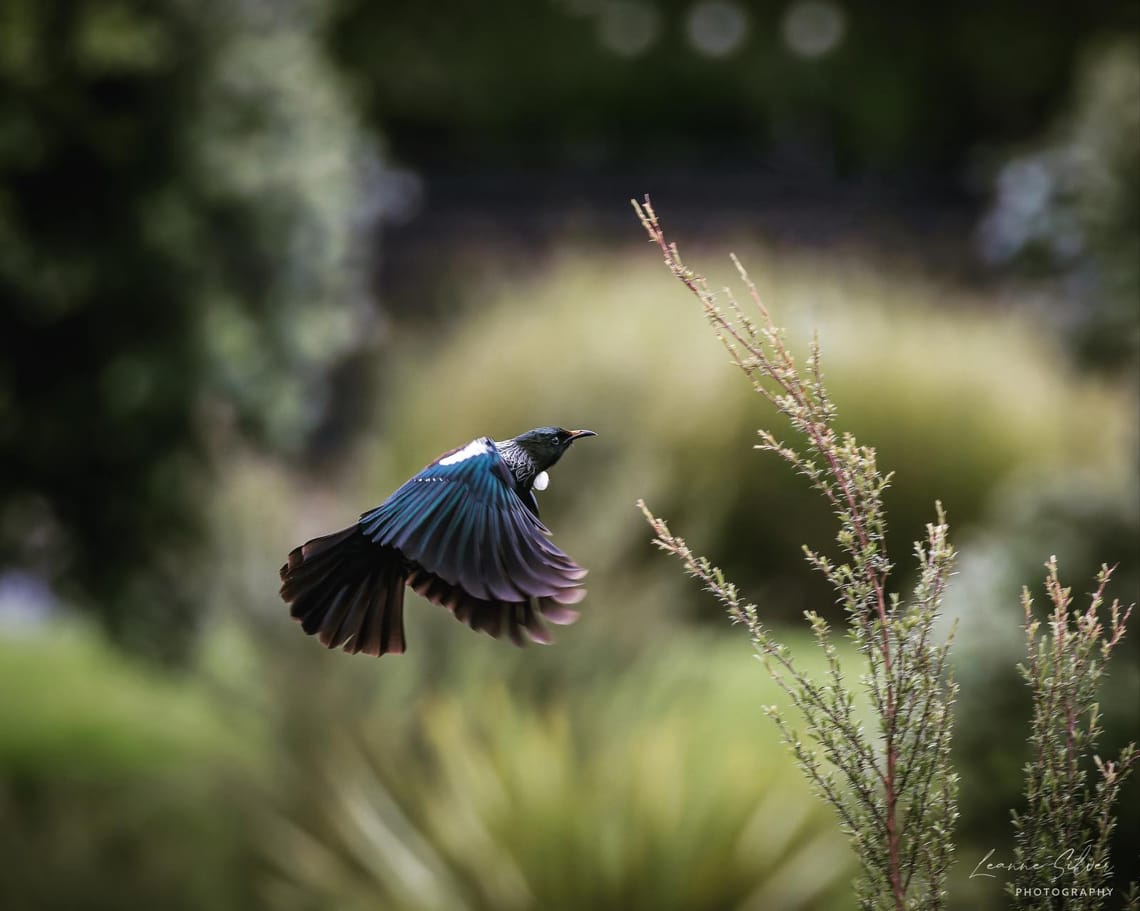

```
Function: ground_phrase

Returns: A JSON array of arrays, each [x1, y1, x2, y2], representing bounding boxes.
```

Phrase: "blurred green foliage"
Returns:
[[344, 245, 1136, 908], [980, 38, 1140, 370], [0, 0, 377, 656], [0, 627, 253, 774], [0, 626, 261, 911], [0, 618, 859, 911], [264, 633, 860, 911], [0, 2, 1136, 907], [1, 238, 1135, 910], [360, 247, 1132, 628], [2, 0, 1135, 665]]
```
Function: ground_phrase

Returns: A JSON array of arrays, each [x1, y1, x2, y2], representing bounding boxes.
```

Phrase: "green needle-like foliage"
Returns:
[[1010, 559, 1137, 910], [633, 196, 959, 910]]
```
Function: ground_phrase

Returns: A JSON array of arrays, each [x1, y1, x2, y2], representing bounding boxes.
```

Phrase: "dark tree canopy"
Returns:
[[329, 0, 1139, 178], [0, 0, 377, 658]]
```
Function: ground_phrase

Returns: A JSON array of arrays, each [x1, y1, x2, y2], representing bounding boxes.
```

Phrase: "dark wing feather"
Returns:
[[407, 565, 582, 647], [358, 437, 587, 607]]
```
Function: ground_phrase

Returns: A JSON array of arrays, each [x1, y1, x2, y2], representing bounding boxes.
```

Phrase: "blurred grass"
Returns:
[[257, 628, 864, 911], [0, 623, 262, 911], [0, 616, 863, 911], [0, 623, 257, 775]]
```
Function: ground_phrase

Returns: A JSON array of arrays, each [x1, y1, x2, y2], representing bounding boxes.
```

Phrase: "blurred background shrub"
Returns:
[[978, 37, 1140, 370], [0, 1, 1136, 909], [0, 0, 379, 657], [0, 626, 262, 911]]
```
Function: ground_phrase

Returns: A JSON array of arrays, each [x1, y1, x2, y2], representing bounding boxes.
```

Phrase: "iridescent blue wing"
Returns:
[[358, 437, 587, 605]]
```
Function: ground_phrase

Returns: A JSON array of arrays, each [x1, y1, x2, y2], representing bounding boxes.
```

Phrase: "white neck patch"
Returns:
[[533, 470, 549, 491]]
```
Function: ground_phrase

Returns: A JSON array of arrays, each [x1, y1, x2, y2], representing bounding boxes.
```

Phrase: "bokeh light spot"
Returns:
[[782, 1, 846, 59], [686, 1, 749, 58], [598, 1, 661, 58]]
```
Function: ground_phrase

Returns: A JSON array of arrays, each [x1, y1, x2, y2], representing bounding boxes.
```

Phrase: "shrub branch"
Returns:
[[632, 195, 958, 911], [1010, 558, 1137, 910]]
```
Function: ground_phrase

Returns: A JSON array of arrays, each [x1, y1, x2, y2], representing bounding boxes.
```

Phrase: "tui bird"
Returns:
[[279, 427, 596, 657]]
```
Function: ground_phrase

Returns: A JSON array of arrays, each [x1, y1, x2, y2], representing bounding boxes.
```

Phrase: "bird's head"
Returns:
[[512, 427, 597, 472]]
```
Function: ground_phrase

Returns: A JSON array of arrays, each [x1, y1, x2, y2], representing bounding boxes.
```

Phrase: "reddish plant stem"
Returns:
[[818, 439, 904, 910]]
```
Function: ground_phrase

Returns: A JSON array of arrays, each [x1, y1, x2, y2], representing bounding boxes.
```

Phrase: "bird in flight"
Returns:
[[280, 427, 596, 657]]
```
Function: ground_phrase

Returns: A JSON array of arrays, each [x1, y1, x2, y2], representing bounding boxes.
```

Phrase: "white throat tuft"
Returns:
[[532, 470, 549, 491]]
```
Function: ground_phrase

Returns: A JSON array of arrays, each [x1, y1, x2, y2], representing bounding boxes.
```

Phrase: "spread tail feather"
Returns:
[[280, 526, 408, 657]]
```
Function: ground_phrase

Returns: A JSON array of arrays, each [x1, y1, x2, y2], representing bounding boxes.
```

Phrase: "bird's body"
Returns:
[[279, 427, 595, 657]]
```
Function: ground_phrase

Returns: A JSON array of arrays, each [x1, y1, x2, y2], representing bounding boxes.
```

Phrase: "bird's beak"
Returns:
[[567, 429, 597, 440]]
